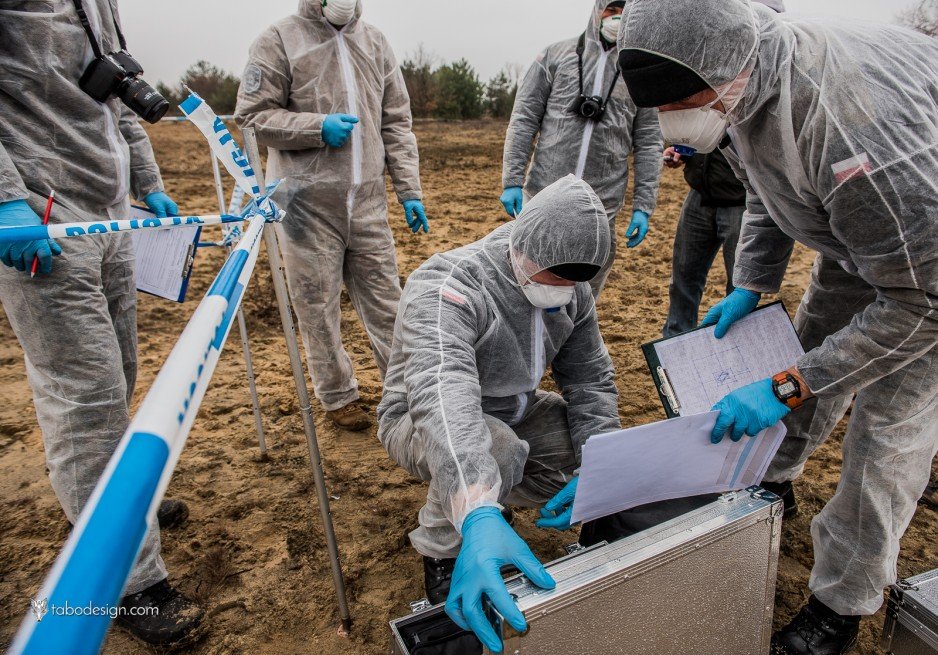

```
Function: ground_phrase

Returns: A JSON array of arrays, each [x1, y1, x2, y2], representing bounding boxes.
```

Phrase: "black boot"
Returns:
[[771, 596, 860, 655], [157, 499, 189, 530], [116, 579, 204, 646], [761, 480, 799, 518], [423, 556, 456, 605]]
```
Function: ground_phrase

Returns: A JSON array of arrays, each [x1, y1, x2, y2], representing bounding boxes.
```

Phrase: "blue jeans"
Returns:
[[663, 189, 743, 337]]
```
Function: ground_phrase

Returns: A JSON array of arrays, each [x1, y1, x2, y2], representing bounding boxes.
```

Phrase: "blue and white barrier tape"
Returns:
[[8, 214, 268, 655], [0, 213, 242, 245]]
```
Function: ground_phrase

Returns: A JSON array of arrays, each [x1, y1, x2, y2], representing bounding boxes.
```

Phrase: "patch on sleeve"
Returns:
[[831, 153, 873, 184], [242, 64, 263, 94], [440, 286, 467, 306]]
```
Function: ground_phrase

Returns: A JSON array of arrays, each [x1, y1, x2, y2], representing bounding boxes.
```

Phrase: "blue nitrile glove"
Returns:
[[143, 192, 179, 218], [446, 506, 556, 653], [322, 113, 359, 148], [500, 186, 523, 218], [537, 477, 578, 531], [700, 288, 761, 339], [402, 199, 429, 234], [710, 378, 791, 444], [0, 199, 62, 275], [625, 210, 649, 248]]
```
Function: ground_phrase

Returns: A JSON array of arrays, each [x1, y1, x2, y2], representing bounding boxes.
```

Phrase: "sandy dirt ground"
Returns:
[[0, 120, 934, 655]]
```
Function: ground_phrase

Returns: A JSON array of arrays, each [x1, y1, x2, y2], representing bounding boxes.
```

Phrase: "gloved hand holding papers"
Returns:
[[570, 412, 786, 524]]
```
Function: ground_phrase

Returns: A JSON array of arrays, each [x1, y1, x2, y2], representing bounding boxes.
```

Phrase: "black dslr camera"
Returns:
[[576, 94, 607, 121], [72, 0, 168, 124], [573, 32, 620, 123]]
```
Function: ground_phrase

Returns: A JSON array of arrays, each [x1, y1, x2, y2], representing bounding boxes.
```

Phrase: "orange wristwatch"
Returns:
[[772, 372, 803, 410]]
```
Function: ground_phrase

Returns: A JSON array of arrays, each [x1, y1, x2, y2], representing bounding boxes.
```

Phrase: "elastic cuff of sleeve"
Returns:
[[503, 177, 525, 190], [732, 266, 783, 295], [398, 191, 422, 204], [453, 501, 503, 535], [0, 191, 29, 205]]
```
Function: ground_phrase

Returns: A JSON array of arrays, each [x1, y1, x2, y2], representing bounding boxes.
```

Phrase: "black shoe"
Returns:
[[762, 481, 799, 518], [771, 596, 860, 655], [157, 499, 189, 530], [117, 579, 204, 646], [423, 556, 456, 605]]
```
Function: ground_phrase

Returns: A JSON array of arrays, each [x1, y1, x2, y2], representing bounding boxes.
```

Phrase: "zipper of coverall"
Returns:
[[574, 44, 609, 179]]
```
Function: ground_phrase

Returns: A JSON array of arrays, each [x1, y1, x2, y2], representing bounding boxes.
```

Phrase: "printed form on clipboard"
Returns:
[[642, 302, 805, 418], [129, 205, 201, 303]]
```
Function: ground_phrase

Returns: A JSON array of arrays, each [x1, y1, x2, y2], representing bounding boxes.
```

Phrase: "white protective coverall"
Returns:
[[620, 0, 938, 616], [236, 0, 423, 411], [502, 0, 663, 296], [0, 0, 168, 593], [378, 176, 622, 559]]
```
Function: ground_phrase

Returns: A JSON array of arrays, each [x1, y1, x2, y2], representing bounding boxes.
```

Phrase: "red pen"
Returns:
[[30, 190, 55, 279]]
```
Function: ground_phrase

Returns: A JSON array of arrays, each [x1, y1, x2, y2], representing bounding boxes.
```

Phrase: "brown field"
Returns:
[[0, 120, 934, 654]]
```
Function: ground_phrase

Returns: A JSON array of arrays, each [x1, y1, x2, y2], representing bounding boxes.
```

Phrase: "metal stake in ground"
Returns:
[[241, 127, 353, 635], [211, 154, 268, 458]]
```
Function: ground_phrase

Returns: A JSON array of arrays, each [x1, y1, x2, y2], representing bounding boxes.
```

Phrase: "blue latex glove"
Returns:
[[499, 186, 523, 218], [322, 113, 359, 148], [625, 210, 649, 248], [0, 199, 62, 275], [711, 378, 791, 443], [700, 288, 761, 338], [402, 199, 429, 234], [537, 477, 578, 530], [446, 506, 556, 653], [143, 191, 179, 218]]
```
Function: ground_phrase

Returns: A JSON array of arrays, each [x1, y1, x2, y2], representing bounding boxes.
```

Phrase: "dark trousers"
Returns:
[[663, 190, 744, 338]]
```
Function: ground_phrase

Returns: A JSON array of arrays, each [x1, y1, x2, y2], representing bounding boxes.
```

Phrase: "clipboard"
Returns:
[[642, 302, 804, 418], [129, 205, 201, 303]]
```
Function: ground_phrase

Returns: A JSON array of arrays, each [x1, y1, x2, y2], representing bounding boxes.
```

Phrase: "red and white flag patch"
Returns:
[[832, 153, 873, 184], [441, 286, 467, 306]]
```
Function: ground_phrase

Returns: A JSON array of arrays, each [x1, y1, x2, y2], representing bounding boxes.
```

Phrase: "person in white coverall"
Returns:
[[378, 176, 622, 653], [500, 0, 663, 298], [236, 0, 429, 431], [619, 1, 938, 653]]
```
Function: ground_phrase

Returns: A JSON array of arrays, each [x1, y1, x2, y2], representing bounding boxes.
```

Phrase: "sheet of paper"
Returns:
[[655, 303, 804, 416], [129, 206, 199, 302], [570, 412, 786, 524]]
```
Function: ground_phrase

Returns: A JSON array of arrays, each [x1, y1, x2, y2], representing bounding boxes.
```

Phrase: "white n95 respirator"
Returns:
[[322, 0, 357, 26], [520, 282, 576, 310], [658, 107, 729, 154]]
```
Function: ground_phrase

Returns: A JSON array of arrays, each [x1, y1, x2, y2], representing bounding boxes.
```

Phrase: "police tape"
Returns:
[[9, 213, 268, 655], [0, 213, 243, 245]]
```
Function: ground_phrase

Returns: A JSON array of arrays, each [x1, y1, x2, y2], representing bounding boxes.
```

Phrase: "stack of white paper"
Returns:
[[570, 412, 786, 524]]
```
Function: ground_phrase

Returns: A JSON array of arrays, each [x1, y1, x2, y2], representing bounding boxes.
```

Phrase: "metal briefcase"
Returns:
[[389, 487, 783, 655], [883, 569, 938, 655]]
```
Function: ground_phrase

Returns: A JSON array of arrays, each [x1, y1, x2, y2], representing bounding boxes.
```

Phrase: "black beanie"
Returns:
[[618, 50, 711, 108], [548, 262, 602, 282]]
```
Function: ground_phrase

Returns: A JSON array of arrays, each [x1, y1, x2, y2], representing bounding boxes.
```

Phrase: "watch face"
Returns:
[[777, 381, 797, 397]]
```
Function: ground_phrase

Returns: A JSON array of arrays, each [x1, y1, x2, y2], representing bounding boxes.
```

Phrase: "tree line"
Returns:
[[155, 6, 934, 119], [156, 49, 520, 119]]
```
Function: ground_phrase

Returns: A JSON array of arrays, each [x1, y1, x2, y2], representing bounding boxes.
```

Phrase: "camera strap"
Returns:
[[70, 0, 129, 58], [576, 32, 621, 110]]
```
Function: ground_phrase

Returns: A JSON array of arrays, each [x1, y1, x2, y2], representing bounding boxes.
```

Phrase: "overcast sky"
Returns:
[[120, 0, 920, 88]]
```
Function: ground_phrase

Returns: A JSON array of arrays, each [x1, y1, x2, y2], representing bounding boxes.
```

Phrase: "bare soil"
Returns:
[[0, 120, 934, 654]]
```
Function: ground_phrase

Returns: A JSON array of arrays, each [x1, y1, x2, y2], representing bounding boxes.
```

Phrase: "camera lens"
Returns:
[[119, 77, 169, 124], [580, 99, 601, 120]]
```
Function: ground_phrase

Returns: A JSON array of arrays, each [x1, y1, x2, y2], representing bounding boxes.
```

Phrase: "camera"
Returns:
[[576, 95, 607, 121], [79, 50, 169, 124]]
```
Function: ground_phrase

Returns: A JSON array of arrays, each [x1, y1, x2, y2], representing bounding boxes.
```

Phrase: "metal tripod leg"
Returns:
[[211, 154, 268, 457], [242, 128, 352, 634]]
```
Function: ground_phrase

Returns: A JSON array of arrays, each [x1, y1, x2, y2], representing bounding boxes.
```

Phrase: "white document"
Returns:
[[570, 412, 786, 524], [129, 206, 199, 302], [654, 303, 804, 416]]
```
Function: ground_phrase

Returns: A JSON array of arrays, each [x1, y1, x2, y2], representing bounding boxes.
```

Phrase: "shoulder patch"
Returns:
[[831, 153, 872, 184], [242, 64, 263, 94], [440, 286, 467, 306]]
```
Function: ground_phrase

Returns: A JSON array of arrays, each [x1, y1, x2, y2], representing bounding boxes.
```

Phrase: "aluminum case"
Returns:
[[390, 487, 783, 655], [883, 569, 938, 655]]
